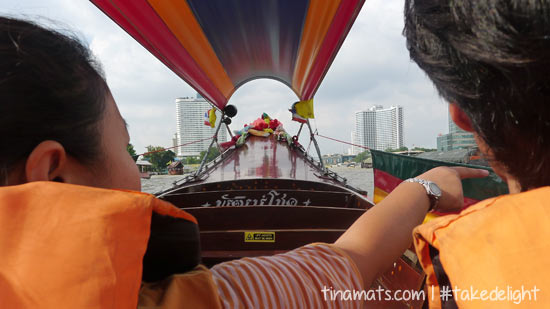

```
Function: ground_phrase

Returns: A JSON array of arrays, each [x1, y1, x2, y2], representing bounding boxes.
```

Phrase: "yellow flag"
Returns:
[[208, 108, 217, 128], [294, 99, 314, 119]]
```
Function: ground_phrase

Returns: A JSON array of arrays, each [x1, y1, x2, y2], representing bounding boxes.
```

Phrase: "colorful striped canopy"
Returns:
[[91, 0, 365, 109]]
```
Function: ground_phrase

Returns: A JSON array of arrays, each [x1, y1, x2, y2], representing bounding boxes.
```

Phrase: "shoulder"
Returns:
[[414, 196, 500, 246], [416, 187, 550, 246], [414, 188, 550, 307]]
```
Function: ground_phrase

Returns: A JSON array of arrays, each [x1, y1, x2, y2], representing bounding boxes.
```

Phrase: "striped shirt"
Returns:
[[211, 243, 365, 308]]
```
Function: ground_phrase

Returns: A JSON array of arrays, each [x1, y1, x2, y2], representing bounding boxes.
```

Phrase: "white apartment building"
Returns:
[[353, 105, 404, 153], [175, 93, 227, 157]]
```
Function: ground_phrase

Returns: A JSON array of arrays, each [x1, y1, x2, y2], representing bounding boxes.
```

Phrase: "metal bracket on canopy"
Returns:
[[296, 122, 304, 137], [306, 119, 326, 173], [225, 122, 233, 139], [195, 111, 225, 177]]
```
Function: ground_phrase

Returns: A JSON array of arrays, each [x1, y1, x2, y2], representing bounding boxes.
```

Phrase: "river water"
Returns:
[[141, 167, 374, 197]]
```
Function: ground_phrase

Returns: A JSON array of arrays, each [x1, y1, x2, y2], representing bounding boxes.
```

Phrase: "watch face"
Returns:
[[429, 182, 442, 197]]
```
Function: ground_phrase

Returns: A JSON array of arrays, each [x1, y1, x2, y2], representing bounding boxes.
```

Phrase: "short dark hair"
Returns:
[[0, 16, 107, 183], [403, 0, 550, 190]]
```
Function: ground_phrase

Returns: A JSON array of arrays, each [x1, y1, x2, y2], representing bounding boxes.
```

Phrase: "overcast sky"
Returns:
[[2, 0, 449, 155]]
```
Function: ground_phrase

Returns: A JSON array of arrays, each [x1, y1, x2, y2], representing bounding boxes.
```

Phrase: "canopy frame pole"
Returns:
[[225, 122, 233, 139], [306, 119, 326, 172], [296, 123, 304, 139], [195, 111, 225, 177]]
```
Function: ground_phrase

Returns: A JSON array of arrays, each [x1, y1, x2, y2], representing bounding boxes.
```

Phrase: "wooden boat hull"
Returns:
[[156, 136, 425, 308], [158, 136, 373, 262]]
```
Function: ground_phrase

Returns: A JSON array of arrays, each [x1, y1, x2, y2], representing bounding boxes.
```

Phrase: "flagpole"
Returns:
[[306, 119, 326, 173], [296, 122, 304, 137], [195, 111, 225, 177]]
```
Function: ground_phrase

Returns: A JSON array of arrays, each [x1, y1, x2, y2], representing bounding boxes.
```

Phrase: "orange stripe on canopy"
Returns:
[[292, 0, 342, 98], [148, 0, 234, 99]]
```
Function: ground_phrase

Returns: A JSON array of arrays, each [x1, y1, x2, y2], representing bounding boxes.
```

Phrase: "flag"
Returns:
[[294, 99, 314, 119], [370, 150, 508, 223], [291, 112, 307, 123], [204, 108, 217, 128], [289, 99, 314, 123]]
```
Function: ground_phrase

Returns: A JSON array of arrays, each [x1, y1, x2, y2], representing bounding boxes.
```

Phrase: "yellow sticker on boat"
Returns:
[[244, 231, 275, 243]]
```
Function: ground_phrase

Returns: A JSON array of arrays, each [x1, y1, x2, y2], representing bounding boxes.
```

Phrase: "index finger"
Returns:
[[450, 166, 490, 179]]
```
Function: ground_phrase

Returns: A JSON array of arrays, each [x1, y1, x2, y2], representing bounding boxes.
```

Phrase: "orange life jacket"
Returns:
[[0, 181, 211, 309], [414, 187, 550, 308]]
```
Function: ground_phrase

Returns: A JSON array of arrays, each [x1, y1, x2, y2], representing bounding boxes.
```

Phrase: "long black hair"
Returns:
[[0, 16, 107, 184], [404, 0, 550, 191]]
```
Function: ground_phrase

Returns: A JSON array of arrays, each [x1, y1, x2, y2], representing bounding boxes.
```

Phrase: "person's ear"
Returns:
[[449, 103, 474, 132], [25, 141, 67, 183]]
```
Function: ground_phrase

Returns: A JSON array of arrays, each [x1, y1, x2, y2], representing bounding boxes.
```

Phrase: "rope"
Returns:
[[315, 133, 370, 150], [136, 136, 213, 157]]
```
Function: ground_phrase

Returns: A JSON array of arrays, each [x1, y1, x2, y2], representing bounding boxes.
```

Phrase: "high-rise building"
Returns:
[[350, 131, 356, 155], [175, 93, 227, 157], [353, 105, 404, 153], [172, 132, 179, 149], [354, 107, 377, 153], [436, 111, 476, 151]]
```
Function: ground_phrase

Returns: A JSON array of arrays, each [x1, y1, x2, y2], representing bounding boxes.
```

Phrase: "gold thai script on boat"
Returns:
[[202, 190, 312, 207]]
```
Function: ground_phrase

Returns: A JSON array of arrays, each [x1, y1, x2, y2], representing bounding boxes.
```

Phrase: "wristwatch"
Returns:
[[404, 178, 442, 211]]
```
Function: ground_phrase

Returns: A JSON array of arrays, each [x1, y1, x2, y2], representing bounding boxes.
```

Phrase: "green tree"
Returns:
[[385, 146, 409, 152], [199, 147, 220, 163], [353, 151, 370, 163], [127, 143, 137, 157], [412, 147, 437, 152], [183, 156, 200, 164], [143, 146, 176, 172]]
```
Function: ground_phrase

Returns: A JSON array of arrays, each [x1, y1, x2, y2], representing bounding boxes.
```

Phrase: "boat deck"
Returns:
[[200, 135, 331, 183], [159, 135, 372, 208]]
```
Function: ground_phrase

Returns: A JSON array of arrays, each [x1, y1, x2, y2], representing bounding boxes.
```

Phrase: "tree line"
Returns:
[[127, 143, 220, 172]]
